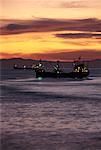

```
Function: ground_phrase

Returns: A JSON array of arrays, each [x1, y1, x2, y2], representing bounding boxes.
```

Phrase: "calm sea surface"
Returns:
[[0, 69, 101, 150]]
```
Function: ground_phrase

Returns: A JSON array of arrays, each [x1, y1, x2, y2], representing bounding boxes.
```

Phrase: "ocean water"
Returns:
[[0, 69, 101, 150]]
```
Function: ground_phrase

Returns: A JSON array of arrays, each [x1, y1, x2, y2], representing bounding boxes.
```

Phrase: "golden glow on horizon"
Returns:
[[0, 32, 101, 57]]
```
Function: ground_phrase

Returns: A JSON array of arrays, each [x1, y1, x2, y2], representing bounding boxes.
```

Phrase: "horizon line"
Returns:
[[0, 57, 101, 62]]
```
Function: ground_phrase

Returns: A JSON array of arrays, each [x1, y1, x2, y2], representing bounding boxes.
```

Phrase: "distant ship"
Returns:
[[35, 58, 89, 79], [13, 64, 35, 70]]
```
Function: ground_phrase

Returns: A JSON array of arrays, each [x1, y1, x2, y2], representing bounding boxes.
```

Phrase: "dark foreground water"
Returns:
[[0, 69, 101, 150]]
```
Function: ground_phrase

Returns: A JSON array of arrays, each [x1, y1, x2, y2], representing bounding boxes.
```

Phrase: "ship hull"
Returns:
[[36, 71, 89, 79]]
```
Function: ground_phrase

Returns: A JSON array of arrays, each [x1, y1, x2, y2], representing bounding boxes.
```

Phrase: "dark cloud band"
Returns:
[[1, 18, 101, 35], [55, 33, 101, 39]]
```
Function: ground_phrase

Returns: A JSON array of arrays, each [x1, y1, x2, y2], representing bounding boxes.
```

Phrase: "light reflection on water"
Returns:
[[1, 77, 101, 99]]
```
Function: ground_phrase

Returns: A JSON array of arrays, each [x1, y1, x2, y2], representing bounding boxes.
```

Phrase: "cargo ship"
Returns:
[[35, 59, 89, 79]]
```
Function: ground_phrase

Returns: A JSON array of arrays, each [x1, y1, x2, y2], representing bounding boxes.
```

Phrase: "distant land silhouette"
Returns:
[[0, 58, 101, 69]]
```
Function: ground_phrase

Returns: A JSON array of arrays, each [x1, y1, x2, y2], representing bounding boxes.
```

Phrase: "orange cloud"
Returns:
[[60, 1, 87, 8], [60, 0, 101, 8]]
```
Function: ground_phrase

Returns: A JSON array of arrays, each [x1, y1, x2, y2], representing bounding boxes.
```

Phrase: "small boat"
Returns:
[[34, 59, 89, 79]]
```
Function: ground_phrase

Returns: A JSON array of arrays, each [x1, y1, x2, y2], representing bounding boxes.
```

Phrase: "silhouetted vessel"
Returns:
[[13, 64, 35, 70], [35, 59, 89, 79]]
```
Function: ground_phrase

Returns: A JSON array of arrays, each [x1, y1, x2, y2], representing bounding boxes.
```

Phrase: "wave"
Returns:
[[1, 77, 101, 100]]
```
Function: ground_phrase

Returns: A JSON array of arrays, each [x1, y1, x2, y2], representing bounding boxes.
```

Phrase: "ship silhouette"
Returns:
[[34, 58, 89, 79]]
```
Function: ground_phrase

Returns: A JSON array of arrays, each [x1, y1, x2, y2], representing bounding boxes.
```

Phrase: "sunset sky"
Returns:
[[0, 0, 101, 61]]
